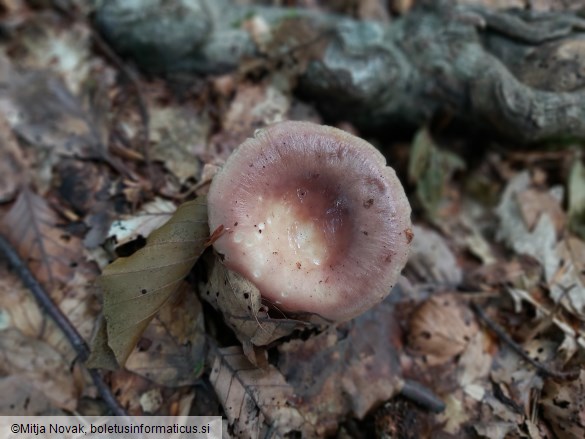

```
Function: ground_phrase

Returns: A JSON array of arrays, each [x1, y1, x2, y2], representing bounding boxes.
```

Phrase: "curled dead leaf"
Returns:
[[199, 255, 312, 355], [408, 293, 478, 365]]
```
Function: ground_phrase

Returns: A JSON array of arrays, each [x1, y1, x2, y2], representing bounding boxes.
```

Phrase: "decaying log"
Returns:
[[95, 0, 585, 142]]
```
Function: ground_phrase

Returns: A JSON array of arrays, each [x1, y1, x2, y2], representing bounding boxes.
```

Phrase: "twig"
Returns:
[[52, 3, 152, 182], [0, 234, 127, 416], [400, 379, 445, 413], [90, 29, 151, 175], [470, 302, 579, 381]]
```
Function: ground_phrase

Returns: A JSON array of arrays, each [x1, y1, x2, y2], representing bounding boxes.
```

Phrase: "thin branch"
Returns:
[[400, 379, 445, 413], [90, 29, 152, 180], [0, 234, 127, 416], [470, 302, 579, 381]]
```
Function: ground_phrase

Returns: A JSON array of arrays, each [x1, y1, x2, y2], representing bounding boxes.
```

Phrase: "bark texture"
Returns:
[[96, 0, 585, 142]]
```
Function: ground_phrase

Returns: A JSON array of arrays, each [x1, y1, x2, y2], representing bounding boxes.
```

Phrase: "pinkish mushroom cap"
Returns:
[[207, 121, 412, 321]]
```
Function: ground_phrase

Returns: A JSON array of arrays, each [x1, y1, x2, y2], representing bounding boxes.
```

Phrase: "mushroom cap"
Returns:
[[207, 121, 411, 321]]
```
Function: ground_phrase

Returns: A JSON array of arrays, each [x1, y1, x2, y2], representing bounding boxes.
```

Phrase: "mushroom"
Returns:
[[207, 121, 412, 321]]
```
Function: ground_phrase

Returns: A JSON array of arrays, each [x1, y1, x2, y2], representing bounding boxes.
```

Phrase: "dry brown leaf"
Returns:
[[149, 103, 210, 181], [200, 257, 311, 354], [0, 328, 78, 411], [0, 113, 25, 202], [405, 225, 462, 287], [0, 69, 101, 158], [99, 198, 208, 366], [0, 376, 65, 416], [492, 339, 551, 391], [516, 188, 565, 235], [14, 17, 92, 95], [457, 330, 493, 398], [555, 235, 585, 315], [408, 293, 479, 366], [209, 80, 291, 159], [49, 271, 101, 356], [109, 370, 155, 415], [277, 295, 403, 436], [487, 338, 556, 434], [0, 186, 84, 288], [541, 369, 585, 439], [415, 320, 493, 435], [85, 316, 118, 370], [107, 198, 176, 248], [209, 346, 307, 439], [0, 265, 44, 336], [124, 283, 207, 387], [0, 263, 99, 365], [466, 256, 542, 293], [497, 172, 585, 320], [0, 58, 122, 193]]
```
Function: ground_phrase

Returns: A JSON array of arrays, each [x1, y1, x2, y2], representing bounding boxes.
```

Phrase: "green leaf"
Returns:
[[99, 198, 209, 366], [408, 127, 464, 221], [568, 158, 585, 240]]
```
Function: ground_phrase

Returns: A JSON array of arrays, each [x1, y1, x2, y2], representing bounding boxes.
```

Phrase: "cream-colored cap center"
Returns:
[[229, 195, 331, 300]]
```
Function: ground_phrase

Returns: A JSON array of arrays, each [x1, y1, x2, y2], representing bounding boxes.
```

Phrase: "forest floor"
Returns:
[[0, 1, 584, 438]]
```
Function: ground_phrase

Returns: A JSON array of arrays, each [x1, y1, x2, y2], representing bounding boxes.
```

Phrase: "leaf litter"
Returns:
[[97, 199, 209, 366], [0, 1, 585, 436]]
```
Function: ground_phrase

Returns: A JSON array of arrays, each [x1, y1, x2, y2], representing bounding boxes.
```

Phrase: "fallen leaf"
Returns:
[[14, 16, 92, 94], [0, 113, 25, 202], [0, 328, 78, 411], [541, 369, 585, 439], [405, 225, 462, 286], [109, 370, 154, 415], [0, 376, 65, 416], [0, 186, 84, 288], [99, 198, 208, 366], [210, 80, 291, 159], [554, 235, 585, 315], [0, 265, 44, 336], [209, 346, 307, 439], [48, 271, 101, 356], [496, 171, 585, 318], [200, 256, 311, 354], [485, 339, 556, 435], [408, 293, 478, 365], [149, 104, 210, 181], [0, 264, 98, 370], [86, 316, 118, 370], [124, 282, 207, 387], [0, 59, 121, 193], [277, 294, 404, 436], [408, 128, 464, 221], [107, 198, 176, 248], [516, 187, 565, 235], [568, 157, 585, 240]]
